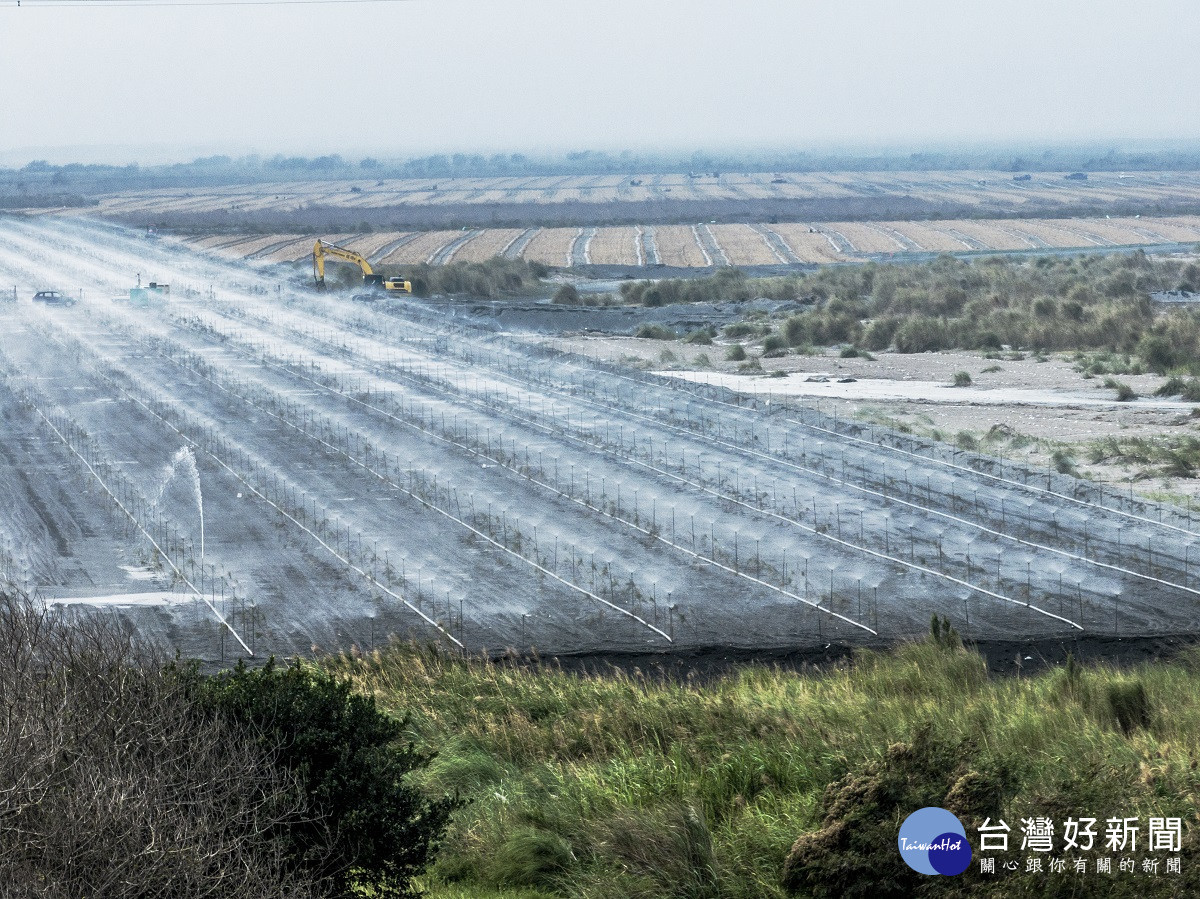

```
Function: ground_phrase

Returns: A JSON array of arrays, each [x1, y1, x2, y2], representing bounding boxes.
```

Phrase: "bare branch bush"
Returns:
[[0, 593, 323, 898]]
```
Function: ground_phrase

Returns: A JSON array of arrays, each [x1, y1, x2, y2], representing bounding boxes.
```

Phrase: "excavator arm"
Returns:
[[313, 239, 382, 290], [312, 238, 411, 294]]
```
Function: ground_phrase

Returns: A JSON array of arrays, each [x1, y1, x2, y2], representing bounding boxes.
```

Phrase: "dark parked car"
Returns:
[[32, 290, 77, 307]]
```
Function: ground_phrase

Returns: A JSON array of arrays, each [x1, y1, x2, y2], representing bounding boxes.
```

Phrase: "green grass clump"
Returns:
[[737, 357, 764, 373], [1088, 435, 1200, 479], [952, 370, 972, 387], [1156, 376, 1200, 402], [725, 344, 748, 362], [635, 324, 676, 340], [328, 640, 1200, 899], [838, 345, 875, 360], [761, 334, 789, 357], [1103, 377, 1137, 401], [723, 322, 760, 339]]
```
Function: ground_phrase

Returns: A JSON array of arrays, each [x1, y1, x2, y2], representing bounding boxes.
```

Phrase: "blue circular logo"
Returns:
[[898, 807, 971, 875]]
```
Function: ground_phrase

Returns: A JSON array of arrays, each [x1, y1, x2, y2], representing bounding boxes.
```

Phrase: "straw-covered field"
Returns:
[[170, 213, 1200, 270]]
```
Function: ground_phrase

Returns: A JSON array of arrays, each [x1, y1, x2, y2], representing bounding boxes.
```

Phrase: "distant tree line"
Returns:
[[9, 144, 1200, 201]]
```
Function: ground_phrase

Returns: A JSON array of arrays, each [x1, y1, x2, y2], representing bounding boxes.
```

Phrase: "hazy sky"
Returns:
[[4, 0, 1199, 165]]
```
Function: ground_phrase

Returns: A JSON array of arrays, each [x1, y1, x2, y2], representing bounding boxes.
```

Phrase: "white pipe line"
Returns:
[[421, 322, 1197, 542], [375, 328, 1200, 586], [525, 381, 1200, 604], [188, 355, 673, 644]]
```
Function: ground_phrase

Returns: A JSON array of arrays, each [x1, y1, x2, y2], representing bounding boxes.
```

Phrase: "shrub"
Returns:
[[1052, 449, 1077, 475], [0, 595, 317, 898], [862, 317, 899, 351], [1103, 377, 1137, 401], [635, 324, 676, 340], [1138, 334, 1177, 374], [190, 659, 457, 899], [683, 328, 714, 345], [952, 371, 972, 387], [725, 344, 747, 362], [1157, 376, 1200, 402], [783, 315, 808, 346], [894, 317, 947, 353], [782, 730, 1005, 899], [762, 333, 789, 354], [553, 283, 580, 304], [382, 257, 543, 299], [723, 321, 757, 338]]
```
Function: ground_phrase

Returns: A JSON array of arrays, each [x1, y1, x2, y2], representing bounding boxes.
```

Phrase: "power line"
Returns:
[[11, 0, 417, 7]]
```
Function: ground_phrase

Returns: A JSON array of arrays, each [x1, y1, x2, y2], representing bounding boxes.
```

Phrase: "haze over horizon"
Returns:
[[4, 0, 1200, 167]]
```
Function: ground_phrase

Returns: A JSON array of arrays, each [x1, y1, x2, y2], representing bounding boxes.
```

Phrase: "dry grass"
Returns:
[[826, 222, 904, 253], [945, 220, 1038, 250], [708, 224, 779, 265], [380, 230, 461, 264], [226, 234, 306, 257], [1006, 219, 1093, 248], [763, 224, 844, 263], [587, 227, 640, 265], [888, 221, 971, 252], [653, 225, 711, 267], [1155, 216, 1200, 240], [519, 227, 579, 266], [451, 228, 528, 264], [262, 236, 322, 263], [337, 232, 410, 260], [190, 234, 248, 250]]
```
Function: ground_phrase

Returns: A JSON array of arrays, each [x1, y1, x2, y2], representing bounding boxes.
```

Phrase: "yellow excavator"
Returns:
[[312, 239, 411, 293]]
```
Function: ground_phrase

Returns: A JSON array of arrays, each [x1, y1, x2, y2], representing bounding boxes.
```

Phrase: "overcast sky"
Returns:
[[3, 0, 1199, 165]]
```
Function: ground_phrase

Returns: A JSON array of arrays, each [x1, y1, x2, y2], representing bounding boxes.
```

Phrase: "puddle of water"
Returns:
[[119, 564, 159, 580], [656, 370, 1189, 409], [48, 591, 190, 607]]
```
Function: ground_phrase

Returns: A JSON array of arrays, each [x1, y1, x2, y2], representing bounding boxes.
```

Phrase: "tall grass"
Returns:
[[327, 639, 1200, 898]]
